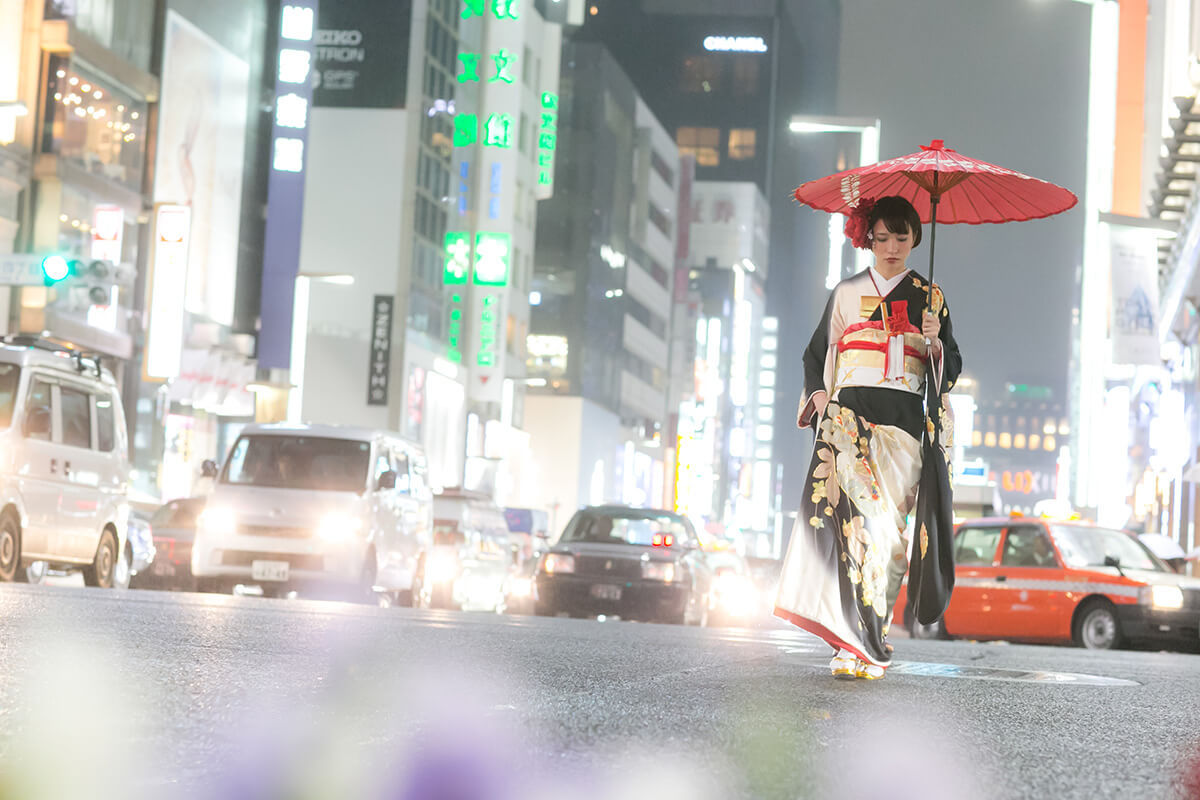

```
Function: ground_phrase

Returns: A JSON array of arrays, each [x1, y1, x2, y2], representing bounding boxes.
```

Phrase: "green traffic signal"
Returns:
[[41, 255, 71, 283]]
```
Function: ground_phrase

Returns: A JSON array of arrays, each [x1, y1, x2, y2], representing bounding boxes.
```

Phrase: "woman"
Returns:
[[774, 195, 962, 680]]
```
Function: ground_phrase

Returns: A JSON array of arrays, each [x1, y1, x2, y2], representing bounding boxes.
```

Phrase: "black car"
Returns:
[[534, 506, 714, 625], [129, 497, 206, 591]]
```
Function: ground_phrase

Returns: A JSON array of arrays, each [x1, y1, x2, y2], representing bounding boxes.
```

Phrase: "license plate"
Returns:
[[590, 583, 622, 601], [251, 560, 289, 582], [152, 560, 176, 576]]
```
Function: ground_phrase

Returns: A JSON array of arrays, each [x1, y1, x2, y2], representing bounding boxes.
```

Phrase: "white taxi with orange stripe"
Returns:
[[894, 517, 1200, 650]]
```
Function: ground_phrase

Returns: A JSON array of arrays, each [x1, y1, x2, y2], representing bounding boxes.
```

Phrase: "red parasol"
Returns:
[[793, 139, 1078, 286]]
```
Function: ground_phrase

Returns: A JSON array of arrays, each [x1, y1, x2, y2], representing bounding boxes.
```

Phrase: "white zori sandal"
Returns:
[[829, 649, 857, 680], [854, 659, 886, 680]]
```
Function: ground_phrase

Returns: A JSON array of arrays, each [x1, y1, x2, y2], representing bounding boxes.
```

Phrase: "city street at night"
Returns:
[[0, 584, 1196, 799], [4, 0, 1200, 797]]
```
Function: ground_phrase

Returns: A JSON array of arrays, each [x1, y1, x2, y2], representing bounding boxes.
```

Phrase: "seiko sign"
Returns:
[[703, 36, 768, 53]]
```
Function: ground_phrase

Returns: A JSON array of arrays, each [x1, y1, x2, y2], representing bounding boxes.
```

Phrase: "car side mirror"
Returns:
[[200, 459, 219, 478], [23, 406, 50, 437], [378, 470, 397, 490]]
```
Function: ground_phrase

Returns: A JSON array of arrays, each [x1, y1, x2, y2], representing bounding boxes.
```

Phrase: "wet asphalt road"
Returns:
[[0, 583, 1196, 800]]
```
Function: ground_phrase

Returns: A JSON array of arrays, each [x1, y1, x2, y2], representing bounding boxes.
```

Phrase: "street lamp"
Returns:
[[788, 115, 881, 288]]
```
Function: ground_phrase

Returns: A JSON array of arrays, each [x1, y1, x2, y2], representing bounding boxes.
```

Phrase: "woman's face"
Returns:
[[870, 220, 914, 271]]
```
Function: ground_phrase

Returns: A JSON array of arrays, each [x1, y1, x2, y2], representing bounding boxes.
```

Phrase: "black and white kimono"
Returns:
[[774, 268, 963, 667]]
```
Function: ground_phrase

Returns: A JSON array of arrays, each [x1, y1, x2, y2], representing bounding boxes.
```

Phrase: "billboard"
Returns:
[[154, 11, 249, 327], [313, 0, 412, 109]]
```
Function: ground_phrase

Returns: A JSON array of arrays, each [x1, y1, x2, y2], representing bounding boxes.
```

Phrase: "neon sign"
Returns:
[[703, 36, 768, 53]]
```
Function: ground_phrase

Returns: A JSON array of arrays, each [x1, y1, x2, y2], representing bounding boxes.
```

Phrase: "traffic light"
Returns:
[[40, 254, 75, 285]]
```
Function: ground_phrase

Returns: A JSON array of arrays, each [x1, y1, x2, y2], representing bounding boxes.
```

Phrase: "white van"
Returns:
[[191, 423, 433, 601], [0, 336, 131, 588]]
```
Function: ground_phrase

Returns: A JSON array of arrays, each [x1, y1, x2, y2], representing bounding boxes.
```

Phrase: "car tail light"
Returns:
[[651, 534, 675, 547]]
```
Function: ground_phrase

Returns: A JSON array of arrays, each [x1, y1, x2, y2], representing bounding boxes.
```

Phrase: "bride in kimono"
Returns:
[[774, 195, 962, 680]]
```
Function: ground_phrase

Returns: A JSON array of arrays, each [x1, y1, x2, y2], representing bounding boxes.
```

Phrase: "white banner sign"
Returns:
[[146, 204, 192, 379], [1110, 227, 1160, 366]]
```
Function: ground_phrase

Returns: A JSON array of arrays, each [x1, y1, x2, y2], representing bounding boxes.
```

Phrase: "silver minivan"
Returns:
[[191, 423, 433, 601], [0, 336, 131, 588]]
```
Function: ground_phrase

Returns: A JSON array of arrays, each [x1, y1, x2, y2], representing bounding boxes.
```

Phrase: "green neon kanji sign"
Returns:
[[477, 294, 499, 367], [454, 114, 478, 146], [444, 231, 471, 285], [473, 232, 510, 286], [484, 113, 513, 148], [447, 291, 464, 363], [458, 53, 480, 84], [537, 92, 559, 188], [490, 50, 516, 84], [462, 0, 519, 20]]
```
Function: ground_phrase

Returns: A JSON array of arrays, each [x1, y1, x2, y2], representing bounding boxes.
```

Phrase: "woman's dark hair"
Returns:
[[868, 196, 922, 248]]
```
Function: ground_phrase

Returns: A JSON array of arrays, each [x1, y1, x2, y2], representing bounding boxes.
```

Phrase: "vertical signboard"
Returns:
[[534, 92, 558, 197], [368, 295, 394, 405], [145, 204, 192, 379], [90, 205, 123, 263], [1110, 227, 1160, 366], [259, 1, 319, 369]]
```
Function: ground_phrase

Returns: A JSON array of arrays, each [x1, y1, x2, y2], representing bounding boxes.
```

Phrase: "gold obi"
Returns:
[[833, 326, 928, 396]]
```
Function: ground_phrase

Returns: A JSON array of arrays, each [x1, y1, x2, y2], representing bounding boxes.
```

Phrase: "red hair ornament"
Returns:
[[843, 198, 877, 250]]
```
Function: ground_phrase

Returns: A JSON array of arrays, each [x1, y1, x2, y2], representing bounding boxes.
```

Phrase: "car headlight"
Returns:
[[541, 553, 575, 575], [317, 513, 362, 542], [641, 561, 677, 581], [425, 549, 459, 583], [1144, 584, 1184, 610], [714, 572, 756, 615], [197, 507, 236, 537]]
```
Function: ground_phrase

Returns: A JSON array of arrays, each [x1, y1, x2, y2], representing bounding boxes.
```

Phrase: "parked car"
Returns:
[[414, 488, 510, 612], [895, 516, 1200, 650], [534, 505, 715, 625], [0, 335, 131, 589], [191, 423, 433, 601], [129, 497, 205, 591]]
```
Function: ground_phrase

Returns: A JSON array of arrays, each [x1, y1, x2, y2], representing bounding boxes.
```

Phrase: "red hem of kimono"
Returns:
[[772, 605, 877, 666]]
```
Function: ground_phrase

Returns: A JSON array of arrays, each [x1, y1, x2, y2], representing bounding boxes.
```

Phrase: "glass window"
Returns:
[[373, 450, 392, 481], [60, 386, 92, 449], [96, 392, 115, 452], [560, 509, 696, 547], [954, 526, 1002, 565], [729, 128, 757, 160], [392, 452, 411, 493], [41, 55, 149, 192], [679, 55, 723, 93], [676, 127, 720, 167], [24, 379, 53, 441], [1051, 525, 1164, 572], [650, 151, 675, 186], [1001, 526, 1058, 567], [0, 365, 20, 428], [222, 435, 371, 492], [731, 57, 760, 95], [648, 203, 671, 237]]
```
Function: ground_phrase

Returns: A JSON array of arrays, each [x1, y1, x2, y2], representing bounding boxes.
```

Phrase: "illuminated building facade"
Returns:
[[527, 40, 681, 521], [291, 0, 570, 500]]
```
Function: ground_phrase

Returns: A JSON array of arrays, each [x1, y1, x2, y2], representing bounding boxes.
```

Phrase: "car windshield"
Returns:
[[559, 510, 692, 546], [0, 364, 18, 428], [222, 435, 371, 492], [1051, 525, 1165, 572]]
